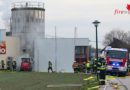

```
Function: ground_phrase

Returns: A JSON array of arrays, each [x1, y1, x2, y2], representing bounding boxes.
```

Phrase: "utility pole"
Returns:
[[74, 27, 77, 62], [55, 26, 57, 72], [74, 27, 77, 45]]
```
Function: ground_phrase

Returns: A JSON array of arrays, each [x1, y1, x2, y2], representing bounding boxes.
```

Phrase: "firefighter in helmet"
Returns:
[[72, 61, 78, 73], [86, 60, 91, 73], [7, 60, 10, 71], [98, 56, 107, 85], [12, 58, 16, 71], [1, 60, 5, 70], [48, 61, 53, 72], [83, 61, 86, 73], [93, 58, 97, 73]]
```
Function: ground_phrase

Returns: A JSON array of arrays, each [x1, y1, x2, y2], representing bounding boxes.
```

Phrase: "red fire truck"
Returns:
[[104, 46, 128, 76]]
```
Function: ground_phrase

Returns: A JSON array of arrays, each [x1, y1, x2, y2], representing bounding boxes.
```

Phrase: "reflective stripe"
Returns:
[[114, 85, 118, 88], [98, 62, 101, 65], [86, 63, 90, 67], [13, 59, 16, 61], [88, 86, 99, 90], [99, 79, 105, 81], [97, 67, 100, 69], [99, 67, 106, 70], [49, 65, 52, 67], [83, 76, 95, 80]]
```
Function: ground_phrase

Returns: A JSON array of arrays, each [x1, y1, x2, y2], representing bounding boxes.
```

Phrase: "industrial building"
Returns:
[[11, 2, 45, 57], [0, 36, 20, 69], [0, 2, 90, 72], [34, 38, 90, 72]]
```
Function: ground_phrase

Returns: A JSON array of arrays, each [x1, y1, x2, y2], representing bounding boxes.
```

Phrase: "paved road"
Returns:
[[99, 76, 130, 90], [118, 77, 130, 89]]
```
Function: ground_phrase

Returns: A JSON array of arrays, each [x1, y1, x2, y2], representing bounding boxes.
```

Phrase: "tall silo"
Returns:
[[11, 2, 45, 57]]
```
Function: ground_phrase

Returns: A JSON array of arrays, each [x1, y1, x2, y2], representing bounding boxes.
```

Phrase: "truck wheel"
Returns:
[[118, 72, 126, 77], [123, 72, 126, 76], [117, 73, 121, 77]]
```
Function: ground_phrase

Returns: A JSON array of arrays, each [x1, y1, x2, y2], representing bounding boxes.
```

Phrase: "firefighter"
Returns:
[[77, 62, 81, 73], [82, 62, 86, 73], [99, 65, 106, 85], [12, 58, 16, 71], [48, 61, 53, 72], [86, 61, 90, 73], [1, 60, 5, 70], [10, 60, 13, 71], [98, 57, 107, 85], [72, 61, 78, 73], [7, 61, 10, 71], [93, 58, 97, 73], [96, 60, 101, 81], [93, 63, 97, 73], [80, 63, 84, 73]]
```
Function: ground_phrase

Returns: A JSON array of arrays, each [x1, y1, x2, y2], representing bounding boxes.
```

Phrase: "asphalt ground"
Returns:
[[99, 76, 130, 90]]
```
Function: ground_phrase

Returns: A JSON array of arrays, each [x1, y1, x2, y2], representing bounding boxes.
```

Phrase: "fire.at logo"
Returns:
[[114, 4, 130, 15]]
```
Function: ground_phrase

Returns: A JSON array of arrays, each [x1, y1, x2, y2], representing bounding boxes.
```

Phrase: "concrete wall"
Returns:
[[0, 36, 20, 69], [34, 38, 89, 72]]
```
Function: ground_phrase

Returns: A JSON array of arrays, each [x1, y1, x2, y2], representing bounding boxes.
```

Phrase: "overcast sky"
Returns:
[[0, 0, 130, 48]]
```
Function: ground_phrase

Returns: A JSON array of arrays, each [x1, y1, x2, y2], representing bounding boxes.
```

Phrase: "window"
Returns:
[[107, 50, 126, 59], [22, 58, 30, 62], [75, 46, 86, 54], [75, 46, 80, 54], [75, 46, 88, 62], [81, 47, 86, 54]]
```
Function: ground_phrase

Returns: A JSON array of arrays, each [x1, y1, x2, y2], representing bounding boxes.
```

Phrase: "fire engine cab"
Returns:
[[104, 46, 128, 76]]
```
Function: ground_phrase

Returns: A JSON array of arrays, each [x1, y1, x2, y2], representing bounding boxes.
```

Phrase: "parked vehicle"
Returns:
[[20, 58, 33, 71]]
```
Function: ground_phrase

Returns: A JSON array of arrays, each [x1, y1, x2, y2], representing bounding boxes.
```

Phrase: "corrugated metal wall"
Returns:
[[34, 38, 89, 72]]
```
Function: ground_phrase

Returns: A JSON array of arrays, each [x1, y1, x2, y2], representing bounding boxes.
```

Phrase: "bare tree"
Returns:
[[126, 31, 130, 44], [103, 30, 128, 46]]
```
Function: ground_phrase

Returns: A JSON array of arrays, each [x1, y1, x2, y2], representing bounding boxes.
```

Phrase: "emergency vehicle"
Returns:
[[20, 58, 33, 71], [104, 46, 128, 75]]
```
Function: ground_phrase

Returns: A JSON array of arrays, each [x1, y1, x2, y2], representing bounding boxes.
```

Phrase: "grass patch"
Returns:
[[0, 72, 91, 90]]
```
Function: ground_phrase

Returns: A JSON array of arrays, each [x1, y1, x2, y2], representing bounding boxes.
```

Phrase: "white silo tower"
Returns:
[[11, 2, 45, 57]]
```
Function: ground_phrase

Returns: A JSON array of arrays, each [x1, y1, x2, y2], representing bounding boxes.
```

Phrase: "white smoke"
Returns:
[[11, 2, 45, 57]]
